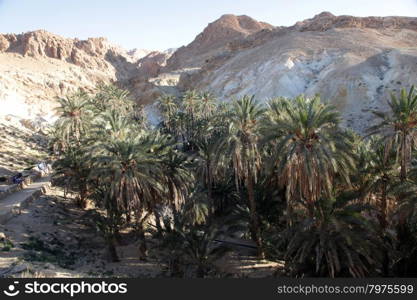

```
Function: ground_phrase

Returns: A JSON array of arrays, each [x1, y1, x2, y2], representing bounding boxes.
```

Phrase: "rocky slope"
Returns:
[[165, 14, 273, 71], [0, 30, 164, 122], [138, 14, 276, 112], [153, 12, 417, 132]]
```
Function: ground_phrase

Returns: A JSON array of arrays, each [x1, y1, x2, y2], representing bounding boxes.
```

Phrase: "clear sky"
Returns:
[[0, 0, 416, 51]]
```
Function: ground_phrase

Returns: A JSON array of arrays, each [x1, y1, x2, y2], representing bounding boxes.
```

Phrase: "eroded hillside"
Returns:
[[150, 12, 417, 132], [1, 12, 417, 132]]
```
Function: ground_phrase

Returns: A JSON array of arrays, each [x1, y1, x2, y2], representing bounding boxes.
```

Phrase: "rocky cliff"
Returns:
[[0, 30, 165, 122]]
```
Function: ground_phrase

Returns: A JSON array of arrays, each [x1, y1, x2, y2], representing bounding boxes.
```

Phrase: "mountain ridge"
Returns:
[[1, 12, 417, 132]]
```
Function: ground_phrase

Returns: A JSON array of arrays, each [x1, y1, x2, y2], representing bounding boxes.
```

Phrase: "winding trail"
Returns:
[[0, 177, 51, 224]]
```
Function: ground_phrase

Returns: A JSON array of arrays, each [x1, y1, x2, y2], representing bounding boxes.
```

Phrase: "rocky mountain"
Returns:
[[151, 12, 417, 132], [1, 12, 417, 132], [126, 48, 153, 62], [165, 14, 274, 71], [0, 30, 160, 122], [134, 14, 276, 110]]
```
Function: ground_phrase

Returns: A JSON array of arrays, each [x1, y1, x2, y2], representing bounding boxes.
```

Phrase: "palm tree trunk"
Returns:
[[136, 212, 148, 260], [78, 184, 88, 208], [246, 172, 265, 259], [107, 236, 120, 262], [207, 160, 213, 215], [196, 264, 205, 278], [400, 133, 407, 181], [168, 183, 176, 212], [137, 225, 148, 260], [153, 206, 163, 231]]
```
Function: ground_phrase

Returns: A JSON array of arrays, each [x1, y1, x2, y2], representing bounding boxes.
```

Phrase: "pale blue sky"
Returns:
[[0, 0, 416, 51]]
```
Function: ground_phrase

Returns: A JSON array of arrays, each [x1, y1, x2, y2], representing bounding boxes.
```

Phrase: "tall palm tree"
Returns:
[[91, 134, 165, 259], [53, 146, 91, 208], [157, 94, 178, 132], [263, 95, 355, 215], [218, 95, 265, 258], [264, 97, 289, 124], [199, 92, 216, 119], [55, 91, 92, 146], [157, 139, 193, 211], [368, 86, 417, 181], [94, 109, 138, 141], [195, 136, 220, 214]]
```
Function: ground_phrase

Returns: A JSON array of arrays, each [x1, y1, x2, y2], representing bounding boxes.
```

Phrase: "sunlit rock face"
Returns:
[[1, 12, 417, 133], [160, 12, 417, 133], [0, 30, 163, 122]]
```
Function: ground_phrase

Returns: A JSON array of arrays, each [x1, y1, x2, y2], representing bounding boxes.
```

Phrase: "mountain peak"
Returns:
[[312, 11, 336, 19], [190, 14, 273, 50], [210, 14, 273, 33], [295, 11, 417, 32], [164, 14, 273, 70]]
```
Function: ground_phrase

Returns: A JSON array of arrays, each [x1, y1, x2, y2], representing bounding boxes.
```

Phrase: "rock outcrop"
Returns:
[[164, 14, 273, 71], [0, 30, 158, 121], [294, 11, 417, 32], [0, 30, 141, 79]]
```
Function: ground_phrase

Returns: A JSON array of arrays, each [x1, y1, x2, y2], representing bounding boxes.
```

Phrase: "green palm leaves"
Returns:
[[50, 83, 417, 277], [369, 86, 417, 181], [285, 194, 381, 277], [91, 136, 164, 213], [52, 85, 194, 261], [224, 96, 264, 187], [54, 91, 92, 146]]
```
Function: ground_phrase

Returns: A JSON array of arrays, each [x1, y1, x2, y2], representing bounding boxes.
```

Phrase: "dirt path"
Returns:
[[0, 186, 282, 278], [0, 177, 51, 224]]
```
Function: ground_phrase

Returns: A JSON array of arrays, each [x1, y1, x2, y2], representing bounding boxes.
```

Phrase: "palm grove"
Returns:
[[49, 84, 417, 277]]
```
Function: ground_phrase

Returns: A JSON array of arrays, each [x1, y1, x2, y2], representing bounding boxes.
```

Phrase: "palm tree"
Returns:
[[218, 95, 265, 258], [182, 90, 199, 118], [52, 146, 91, 208], [263, 95, 355, 215], [159, 143, 193, 212], [196, 139, 215, 211], [94, 109, 137, 141], [356, 137, 397, 228], [157, 94, 178, 132], [199, 92, 216, 119], [264, 97, 289, 124], [284, 192, 382, 277], [91, 84, 133, 114], [90, 134, 165, 259], [55, 91, 92, 146], [368, 86, 417, 181], [155, 203, 229, 277], [195, 131, 225, 214]]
